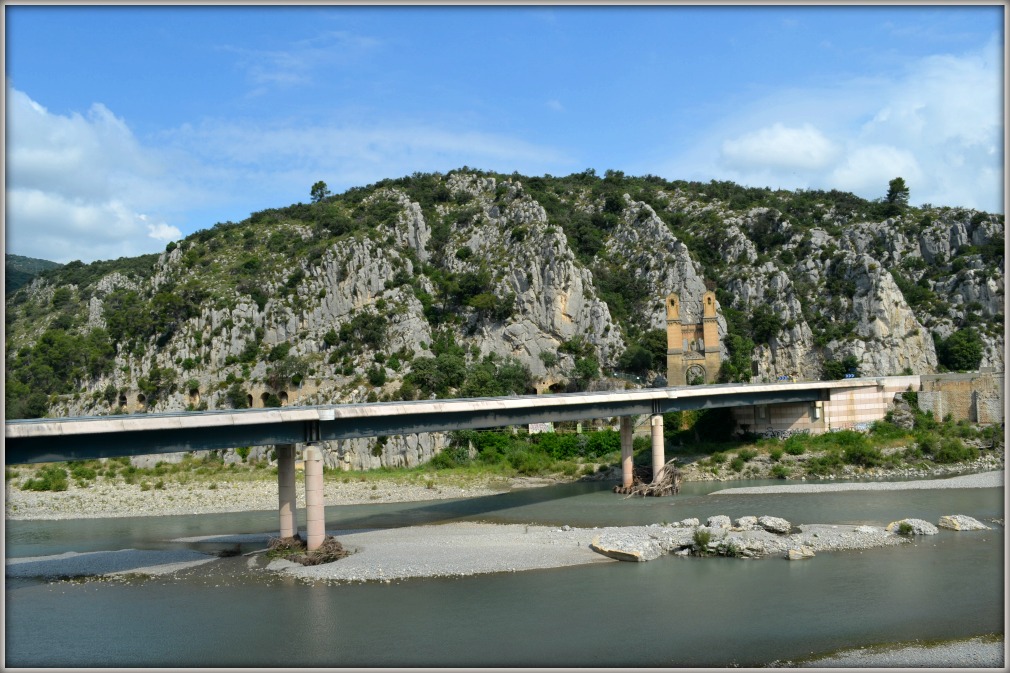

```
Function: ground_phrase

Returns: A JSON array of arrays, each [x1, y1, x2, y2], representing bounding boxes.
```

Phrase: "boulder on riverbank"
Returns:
[[586, 515, 906, 564], [937, 514, 990, 531], [787, 546, 816, 560], [885, 518, 939, 535]]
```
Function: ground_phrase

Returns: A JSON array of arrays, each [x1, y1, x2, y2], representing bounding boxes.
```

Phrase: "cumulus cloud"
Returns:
[[5, 87, 185, 263], [5, 83, 573, 264], [829, 145, 923, 195], [664, 40, 1003, 212], [720, 123, 838, 171], [144, 219, 183, 242]]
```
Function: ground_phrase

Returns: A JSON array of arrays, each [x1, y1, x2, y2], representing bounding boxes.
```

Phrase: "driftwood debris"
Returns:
[[613, 459, 682, 497]]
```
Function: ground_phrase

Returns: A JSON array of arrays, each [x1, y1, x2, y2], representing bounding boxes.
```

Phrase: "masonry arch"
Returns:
[[686, 364, 706, 386]]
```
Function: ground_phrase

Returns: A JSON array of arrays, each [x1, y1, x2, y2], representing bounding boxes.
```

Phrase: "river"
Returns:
[[5, 478, 1004, 667]]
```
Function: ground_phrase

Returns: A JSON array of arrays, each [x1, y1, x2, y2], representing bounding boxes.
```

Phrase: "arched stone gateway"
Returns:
[[666, 290, 722, 386], [686, 364, 706, 385]]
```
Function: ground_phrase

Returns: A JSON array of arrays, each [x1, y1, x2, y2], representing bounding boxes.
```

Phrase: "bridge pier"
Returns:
[[620, 417, 634, 488], [650, 414, 664, 484], [304, 445, 325, 551], [276, 444, 298, 539]]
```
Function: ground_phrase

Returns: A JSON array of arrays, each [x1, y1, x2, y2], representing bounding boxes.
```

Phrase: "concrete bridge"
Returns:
[[2, 376, 948, 550]]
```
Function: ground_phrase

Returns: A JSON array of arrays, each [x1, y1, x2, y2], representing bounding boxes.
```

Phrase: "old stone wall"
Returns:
[[919, 372, 1004, 424], [730, 373, 1002, 437]]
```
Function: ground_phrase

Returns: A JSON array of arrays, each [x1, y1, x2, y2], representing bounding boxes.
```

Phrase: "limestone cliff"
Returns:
[[5, 170, 1003, 469]]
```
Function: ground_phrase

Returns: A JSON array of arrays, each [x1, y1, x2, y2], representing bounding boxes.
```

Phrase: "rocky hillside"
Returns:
[[6, 169, 1004, 466]]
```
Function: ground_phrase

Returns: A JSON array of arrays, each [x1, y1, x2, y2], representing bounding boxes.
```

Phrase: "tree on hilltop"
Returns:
[[310, 181, 331, 203], [882, 177, 910, 217]]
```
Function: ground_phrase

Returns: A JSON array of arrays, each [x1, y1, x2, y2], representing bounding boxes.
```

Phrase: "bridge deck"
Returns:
[[5, 379, 878, 464]]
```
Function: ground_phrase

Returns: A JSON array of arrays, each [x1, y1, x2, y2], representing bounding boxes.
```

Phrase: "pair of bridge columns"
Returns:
[[276, 443, 326, 551], [277, 415, 665, 544], [619, 414, 665, 488]]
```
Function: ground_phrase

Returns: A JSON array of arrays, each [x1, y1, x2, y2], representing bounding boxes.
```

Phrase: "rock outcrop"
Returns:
[[5, 170, 1003, 469]]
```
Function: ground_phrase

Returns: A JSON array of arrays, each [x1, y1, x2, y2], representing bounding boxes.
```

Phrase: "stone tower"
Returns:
[[666, 290, 722, 386]]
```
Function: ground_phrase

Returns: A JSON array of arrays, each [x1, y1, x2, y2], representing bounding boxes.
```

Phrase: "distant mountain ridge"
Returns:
[[5, 169, 1004, 471], [5, 254, 62, 294]]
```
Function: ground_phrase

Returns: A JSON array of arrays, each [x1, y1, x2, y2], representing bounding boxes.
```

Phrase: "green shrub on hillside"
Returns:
[[930, 438, 979, 464]]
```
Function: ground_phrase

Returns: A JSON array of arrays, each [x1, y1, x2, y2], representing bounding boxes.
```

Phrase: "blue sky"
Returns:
[[4, 4, 1005, 264]]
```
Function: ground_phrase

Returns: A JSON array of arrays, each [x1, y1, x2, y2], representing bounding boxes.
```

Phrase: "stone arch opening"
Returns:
[[246, 394, 253, 408], [118, 394, 127, 407], [686, 364, 706, 386], [260, 392, 271, 407], [136, 394, 146, 408], [279, 391, 289, 406]]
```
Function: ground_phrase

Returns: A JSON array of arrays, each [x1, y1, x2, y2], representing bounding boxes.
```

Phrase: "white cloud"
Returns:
[[5, 84, 574, 263], [547, 99, 565, 112], [5, 87, 186, 263], [660, 40, 1003, 212], [829, 145, 923, 196], [144, 219, 183, 242], [222, 30, 382, 94], [720, 123, 838, 172]]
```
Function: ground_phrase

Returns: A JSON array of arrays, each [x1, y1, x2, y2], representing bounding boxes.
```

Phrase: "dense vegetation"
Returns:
[[4, 168, 1003, 421]]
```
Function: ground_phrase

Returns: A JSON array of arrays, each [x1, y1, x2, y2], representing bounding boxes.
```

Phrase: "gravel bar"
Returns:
[[712, 470, 1004, 495], [268, 522, 615, 582], [788, 634, 1005, 667]]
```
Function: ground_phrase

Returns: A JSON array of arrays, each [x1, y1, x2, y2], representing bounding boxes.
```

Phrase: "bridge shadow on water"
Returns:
[[323, 480, 607, 531]]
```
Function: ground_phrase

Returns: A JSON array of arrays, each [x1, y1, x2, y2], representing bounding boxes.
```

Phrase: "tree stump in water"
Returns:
[[613, 459, 682, 497]]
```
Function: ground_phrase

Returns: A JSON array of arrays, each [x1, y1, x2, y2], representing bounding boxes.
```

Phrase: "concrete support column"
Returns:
[[650, 414, 665, 484], [620, 417, 634, 488], [276, 443, 297, 539], [303, 445, 325, 551]]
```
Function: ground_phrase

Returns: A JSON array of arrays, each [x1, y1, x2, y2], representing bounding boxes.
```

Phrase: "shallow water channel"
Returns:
[[5, 478, 1004, 667]]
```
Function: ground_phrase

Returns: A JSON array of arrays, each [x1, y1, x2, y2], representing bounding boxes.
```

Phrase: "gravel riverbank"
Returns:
[[774, 634, 1005, 667], [4, 473, 524, 521], [713, 469, 1004, 494]]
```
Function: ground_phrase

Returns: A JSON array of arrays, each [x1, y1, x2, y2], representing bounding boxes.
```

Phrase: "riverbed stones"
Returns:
[[676, 518, 700, 528], [758, 516, 792, 534], [589, 534, 665, 562], [937, 515, 990, 531], [886, 518, 939, 535], [707, 515, 732, 529], [734, 516, 759, 530], [787, 545, 816, 561]]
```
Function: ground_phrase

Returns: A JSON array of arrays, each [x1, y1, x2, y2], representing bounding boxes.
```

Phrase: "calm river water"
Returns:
[[5, 478, 1004, 667]]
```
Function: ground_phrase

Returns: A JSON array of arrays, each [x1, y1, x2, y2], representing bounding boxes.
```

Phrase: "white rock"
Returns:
[[734, 515, 759, 530], [787, 545, 815, 560], [937, 515, 990, 531], [758, 515, 792, 534], [885, 518, 939, 535]]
